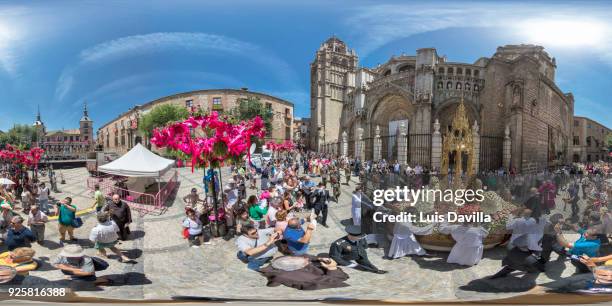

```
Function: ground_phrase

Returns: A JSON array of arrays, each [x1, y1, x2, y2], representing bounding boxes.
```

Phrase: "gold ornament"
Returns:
[[440, 97, 475, 183]]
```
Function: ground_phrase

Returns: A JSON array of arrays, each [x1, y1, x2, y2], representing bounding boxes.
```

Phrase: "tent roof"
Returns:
[[98, 143, 175, 177]]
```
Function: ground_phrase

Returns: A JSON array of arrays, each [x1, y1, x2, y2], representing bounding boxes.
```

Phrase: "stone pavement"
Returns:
[[2, 167, 606, 302]]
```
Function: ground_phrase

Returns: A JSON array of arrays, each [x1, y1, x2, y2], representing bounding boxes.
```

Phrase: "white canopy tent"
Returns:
[[98, 143, 175, 177]]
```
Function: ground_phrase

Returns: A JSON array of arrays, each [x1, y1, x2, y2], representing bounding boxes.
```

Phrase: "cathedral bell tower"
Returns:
[[79, 102, 94, 148]]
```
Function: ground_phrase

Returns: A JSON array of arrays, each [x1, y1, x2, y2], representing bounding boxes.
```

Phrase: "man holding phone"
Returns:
[[235, 224, 280, 271]]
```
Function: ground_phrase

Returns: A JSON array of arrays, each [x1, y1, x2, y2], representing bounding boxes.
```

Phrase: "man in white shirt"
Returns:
[[27, 205, 48, 244], [235, 225, 280, 271]]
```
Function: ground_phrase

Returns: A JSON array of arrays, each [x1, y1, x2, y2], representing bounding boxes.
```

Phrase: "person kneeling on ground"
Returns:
[[553, 225, 601, 273], [235, 224, 280, 271], [182, 208, 209, 247], [283, 216, 316, 256], [329, 225, 387, 274], [52, 244, 110, 285]]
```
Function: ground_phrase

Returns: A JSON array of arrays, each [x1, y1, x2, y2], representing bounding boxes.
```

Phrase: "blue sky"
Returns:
[[0, 0, 611, 132]]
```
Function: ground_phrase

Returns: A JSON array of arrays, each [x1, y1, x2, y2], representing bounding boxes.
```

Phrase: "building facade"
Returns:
[[571, 116, 611, 163], [293, 117, 310, 149], [33, 103, 94, 160], [97, 88, 294, 154], [315, 38, 575, 173]]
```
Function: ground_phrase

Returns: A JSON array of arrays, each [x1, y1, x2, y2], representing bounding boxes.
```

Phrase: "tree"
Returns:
[[229, 97, 273, 136], [138, 104, 189, 137], [607, 132, 612, 151], [0, 124, 38, 149]]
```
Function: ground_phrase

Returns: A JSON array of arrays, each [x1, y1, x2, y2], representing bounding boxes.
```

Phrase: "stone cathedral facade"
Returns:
[[310, 38, 574, 173]]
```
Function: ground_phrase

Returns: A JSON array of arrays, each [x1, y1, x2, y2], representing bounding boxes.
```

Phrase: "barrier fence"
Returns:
[[87, 170, 178, 215]]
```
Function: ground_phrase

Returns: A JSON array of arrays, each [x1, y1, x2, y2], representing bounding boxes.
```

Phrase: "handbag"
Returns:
[[91, 257, 109, 271], [72, 217, 83, 228], [182, 227, 189, 239]]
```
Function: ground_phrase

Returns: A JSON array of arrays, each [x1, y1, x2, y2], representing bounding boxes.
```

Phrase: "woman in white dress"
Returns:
[[440, 222, 488, 266], [387, 215, 434, 259]]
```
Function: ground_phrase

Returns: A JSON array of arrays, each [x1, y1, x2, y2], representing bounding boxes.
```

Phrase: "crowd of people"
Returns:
[[178, 151, 387, 278], [0, 166, 135, 286], [174, 150, 611, 290], [1, 148, 611, 291]]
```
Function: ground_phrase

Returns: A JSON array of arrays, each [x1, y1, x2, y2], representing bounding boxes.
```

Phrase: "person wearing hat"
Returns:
[[329, 225, 387, 274], [0, 247, 37, 276], [53, 244, 109, 285]]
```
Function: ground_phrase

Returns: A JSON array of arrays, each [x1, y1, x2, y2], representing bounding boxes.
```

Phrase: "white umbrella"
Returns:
[[0, 178, 15, 185]]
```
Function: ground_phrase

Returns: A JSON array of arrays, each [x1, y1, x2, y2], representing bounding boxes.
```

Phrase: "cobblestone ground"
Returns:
[[1, 167, 604, 302]]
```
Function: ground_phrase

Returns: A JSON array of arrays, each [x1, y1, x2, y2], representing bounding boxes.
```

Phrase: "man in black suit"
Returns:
[[314, 182, 330, 227]]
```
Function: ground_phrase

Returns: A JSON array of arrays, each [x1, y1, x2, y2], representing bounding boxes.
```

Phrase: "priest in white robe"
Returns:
[[440, 222, 488, 266], [351, 187, 362, 226]]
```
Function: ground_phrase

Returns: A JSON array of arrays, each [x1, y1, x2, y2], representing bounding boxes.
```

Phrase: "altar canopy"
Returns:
[[98, 144, 175, 177]]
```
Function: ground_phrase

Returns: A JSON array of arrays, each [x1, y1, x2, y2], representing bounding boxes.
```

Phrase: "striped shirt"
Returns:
[[89, 221, 119, 244]]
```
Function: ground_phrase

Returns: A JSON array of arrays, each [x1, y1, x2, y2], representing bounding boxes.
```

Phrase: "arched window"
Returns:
[[466, 68, 471, 76], [447, 67, 454, 74], [474, 84, 479, 92], [438, 67, 444, 74], [446, 81, 452, 89], [437, 81, 443, 89], [456, 82, 462, 90], [383, 70, 391, 76], [457, 67, 463, 75], [465, 83, 471, 91], [474, 70, 480, 77]]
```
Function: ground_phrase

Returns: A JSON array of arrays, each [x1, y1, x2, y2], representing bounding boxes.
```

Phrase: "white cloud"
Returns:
[[55, 32, 297, 101], [345, 2, 612, 59], [73, 70, 244, 107], [79, 32, 257, 64]]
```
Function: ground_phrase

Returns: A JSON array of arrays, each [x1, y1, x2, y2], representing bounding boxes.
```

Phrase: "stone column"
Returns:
[[357, 127, 365, 160], [342, 131, 348, 157], [472, 121, 480, 174], [373, 126, 381, 161], [503, 125, 512, 170], [398, 122, 408, 166], [431, 119, 442, 170]]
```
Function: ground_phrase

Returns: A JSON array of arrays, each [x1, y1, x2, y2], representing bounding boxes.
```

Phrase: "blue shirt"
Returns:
[[284, 226, 308, 255], [6, 227, 36, 251], [569, 234, 600, 257]]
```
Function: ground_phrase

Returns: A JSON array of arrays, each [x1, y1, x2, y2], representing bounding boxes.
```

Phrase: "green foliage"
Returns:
[[0, 124, 38, 149], [607, 132, 612, 150], [229, 97, 273, 134], [138, 104, 189, 137]]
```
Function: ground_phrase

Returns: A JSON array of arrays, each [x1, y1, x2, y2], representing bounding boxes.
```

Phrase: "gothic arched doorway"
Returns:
[[368, 94, 414, 161]]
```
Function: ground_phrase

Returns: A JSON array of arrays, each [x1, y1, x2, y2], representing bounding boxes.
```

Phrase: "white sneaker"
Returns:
[[203, 241, 212, 245], [191, 245, 199, 248]]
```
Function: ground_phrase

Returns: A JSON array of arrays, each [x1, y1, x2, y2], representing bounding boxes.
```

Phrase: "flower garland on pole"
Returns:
[[150, 111, 265, 231], [0, 144, 45, 168], [264, 140, 295, 158]]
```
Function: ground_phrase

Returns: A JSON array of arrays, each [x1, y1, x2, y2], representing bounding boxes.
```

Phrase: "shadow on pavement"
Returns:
[[459, 271, 540, 293], [411, 255, 470, 272], [129, 230, 146, 240]]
